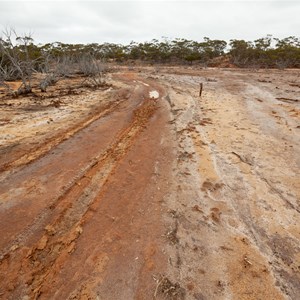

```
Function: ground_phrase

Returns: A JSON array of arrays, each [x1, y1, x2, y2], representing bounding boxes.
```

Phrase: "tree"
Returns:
[[78, 53, 106, 88], [0, 28, 42, 95], [229, 39, 254, 67], [273, 36, 300, 68], [202, 37, 227, 58]]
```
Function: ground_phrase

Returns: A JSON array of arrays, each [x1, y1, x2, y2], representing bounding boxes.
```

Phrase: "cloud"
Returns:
[[0, 1, 299, 44]]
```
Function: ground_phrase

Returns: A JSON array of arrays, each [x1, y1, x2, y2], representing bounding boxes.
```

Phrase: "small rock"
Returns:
[[10, 244, 19, 251], [37, 236, 48, 250]]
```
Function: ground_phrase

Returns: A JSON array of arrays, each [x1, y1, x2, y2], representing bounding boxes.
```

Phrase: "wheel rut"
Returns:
[[0, 98, 123, 178], [0, 75, 170, 299]]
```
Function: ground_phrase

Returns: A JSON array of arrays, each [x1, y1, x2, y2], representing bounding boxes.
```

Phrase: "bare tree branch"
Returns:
[[78, 53, 106, 87], [0, 28, 40, 95]]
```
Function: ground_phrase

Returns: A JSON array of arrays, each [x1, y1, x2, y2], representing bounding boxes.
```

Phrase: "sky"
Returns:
[[0, 0, 299, 45]]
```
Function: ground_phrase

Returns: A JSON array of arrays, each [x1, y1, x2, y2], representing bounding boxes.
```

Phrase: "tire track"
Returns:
[[0, 79, 159, 299], [0, 98, 124, 179]]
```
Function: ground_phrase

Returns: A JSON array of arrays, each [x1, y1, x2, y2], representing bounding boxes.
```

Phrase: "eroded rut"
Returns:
[[0, 74, 173, 299], [0, 68, 299, 300]]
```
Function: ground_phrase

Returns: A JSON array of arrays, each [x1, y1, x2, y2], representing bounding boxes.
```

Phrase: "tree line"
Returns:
[[1, 30, 299, 94], [37, 35, 300, 68]]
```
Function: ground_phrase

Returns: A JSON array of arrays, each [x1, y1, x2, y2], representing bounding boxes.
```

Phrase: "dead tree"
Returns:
[[55, 55, 76, 78], [0, 55, 14, 93], [39, 72, 58, 92], [38, 54, 59, 92], [0, 28, 39, 95], [78, 54, 106, 88]]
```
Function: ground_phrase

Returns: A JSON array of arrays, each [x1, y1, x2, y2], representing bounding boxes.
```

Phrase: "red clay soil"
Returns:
[[0, 73, 174, 299], [0, 68, 299, 300]]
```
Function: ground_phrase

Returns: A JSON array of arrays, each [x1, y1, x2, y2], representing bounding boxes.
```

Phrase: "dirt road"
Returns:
[[0, 67, 299, 299]]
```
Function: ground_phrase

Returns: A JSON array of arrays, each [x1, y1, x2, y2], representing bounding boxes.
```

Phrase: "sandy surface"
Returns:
[[0, 67, 299, 299]]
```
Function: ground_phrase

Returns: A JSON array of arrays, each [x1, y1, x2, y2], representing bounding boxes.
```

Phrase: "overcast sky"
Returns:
[[0, 1, 299, 45]]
